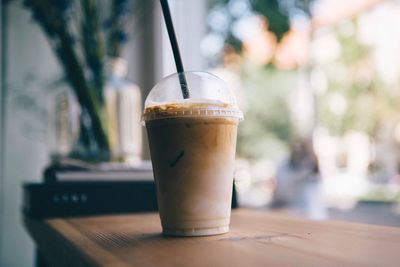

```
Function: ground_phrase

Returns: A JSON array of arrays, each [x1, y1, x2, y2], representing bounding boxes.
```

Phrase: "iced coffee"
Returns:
[[142, 72, 243, 236]]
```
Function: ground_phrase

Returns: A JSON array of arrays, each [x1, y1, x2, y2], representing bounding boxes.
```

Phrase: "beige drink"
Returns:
[[142, 71, 243, 236], [145, 104, 239, 236]]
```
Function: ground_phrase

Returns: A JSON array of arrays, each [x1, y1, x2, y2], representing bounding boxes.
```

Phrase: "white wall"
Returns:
[[0, 2, 57, 266], [162, 0, 207, 76]]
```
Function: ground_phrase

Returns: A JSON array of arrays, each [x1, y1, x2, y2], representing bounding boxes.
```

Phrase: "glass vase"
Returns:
[[105, 58, 142, 163]]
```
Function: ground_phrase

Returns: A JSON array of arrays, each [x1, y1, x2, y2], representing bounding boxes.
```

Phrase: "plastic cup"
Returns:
[[142, 71, 243, 236]]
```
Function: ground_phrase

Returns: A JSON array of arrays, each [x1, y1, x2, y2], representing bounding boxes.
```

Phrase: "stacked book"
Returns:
[[23, 160, 158, 219], [24, 159, 238, 219]]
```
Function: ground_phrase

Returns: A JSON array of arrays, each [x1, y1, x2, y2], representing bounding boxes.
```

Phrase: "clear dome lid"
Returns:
[[142, 71, 243, 122]]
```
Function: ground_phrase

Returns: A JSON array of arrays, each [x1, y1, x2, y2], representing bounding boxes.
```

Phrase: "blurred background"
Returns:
[[1, 0, 400, 266]]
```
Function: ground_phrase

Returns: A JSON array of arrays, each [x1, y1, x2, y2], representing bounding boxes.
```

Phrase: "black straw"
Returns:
[[159, 0, 190, 99]]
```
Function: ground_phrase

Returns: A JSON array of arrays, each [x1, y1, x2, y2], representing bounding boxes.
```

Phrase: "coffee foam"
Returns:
[[142, 101, 243, 123]]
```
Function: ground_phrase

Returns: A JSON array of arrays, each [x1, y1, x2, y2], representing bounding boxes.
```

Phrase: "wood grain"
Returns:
[[25, 209, 400, 267]]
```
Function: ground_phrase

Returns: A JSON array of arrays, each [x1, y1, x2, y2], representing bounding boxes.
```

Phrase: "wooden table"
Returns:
[[25, 209, 400, 267]]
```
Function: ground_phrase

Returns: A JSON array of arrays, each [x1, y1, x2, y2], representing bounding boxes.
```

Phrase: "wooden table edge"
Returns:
[[24, 209, 400, 267], [24, 217, 130, 267]]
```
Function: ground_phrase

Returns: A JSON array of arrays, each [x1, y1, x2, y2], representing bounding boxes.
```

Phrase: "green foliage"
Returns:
[[208, 0, 291, 54], [337, 27, 370, 65], [237, 64, 296, 160], [81, 0, 105, 102], [250, 0, 290, 41], [208, 0, 316, 52], [23, 0, 151, 160], [207, 0, 317, 161], [317, 21, 400, 137]]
